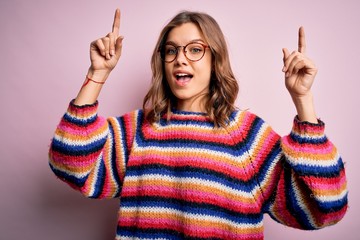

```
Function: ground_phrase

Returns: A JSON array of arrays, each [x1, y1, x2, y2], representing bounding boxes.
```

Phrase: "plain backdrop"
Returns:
[[1, 0, 359, 239]]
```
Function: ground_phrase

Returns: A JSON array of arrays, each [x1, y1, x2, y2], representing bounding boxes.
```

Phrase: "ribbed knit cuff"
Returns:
[[64, 99, 99, 126], [291, 115, 325, 140]]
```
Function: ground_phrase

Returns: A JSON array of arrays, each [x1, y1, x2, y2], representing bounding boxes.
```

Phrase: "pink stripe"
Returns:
[[122, 186, 260, 213], [251, 130, 279, 169], [282, 137, 334, 155], [50, 151, 99, 168], [143, 127, 235, 144], [311, 172, 347, 190], [58, 117, 106, 136]]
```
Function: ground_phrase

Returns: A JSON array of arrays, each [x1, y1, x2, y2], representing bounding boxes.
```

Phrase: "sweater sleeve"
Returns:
[[263, 117, 348, 229], [48, 100, 137, 199]]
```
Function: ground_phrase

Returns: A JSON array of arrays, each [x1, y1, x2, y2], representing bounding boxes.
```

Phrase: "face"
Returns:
[[164, 22, 212, 112]]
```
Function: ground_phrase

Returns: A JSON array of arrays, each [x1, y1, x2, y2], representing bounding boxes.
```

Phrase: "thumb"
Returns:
[[282, 48, 290, 72], [114, 36, 124, 59]]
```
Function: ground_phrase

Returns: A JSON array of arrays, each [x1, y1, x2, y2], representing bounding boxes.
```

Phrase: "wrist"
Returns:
[[291, 92, 313, 107], [291, 93, 318, 123], [87, 68, 110, 83]]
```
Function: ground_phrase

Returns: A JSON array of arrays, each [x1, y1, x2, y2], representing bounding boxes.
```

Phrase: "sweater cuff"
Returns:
[[64, 99, 99, 125], [291, 116, 326, 142], [281, 116, 334, 176]]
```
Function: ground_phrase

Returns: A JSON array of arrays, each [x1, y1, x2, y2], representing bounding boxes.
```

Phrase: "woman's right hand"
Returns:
[[88, 8, 123, 82]]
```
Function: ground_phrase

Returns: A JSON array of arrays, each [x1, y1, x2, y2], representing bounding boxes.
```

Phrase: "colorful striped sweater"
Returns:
[[49, 101, 347, 240]]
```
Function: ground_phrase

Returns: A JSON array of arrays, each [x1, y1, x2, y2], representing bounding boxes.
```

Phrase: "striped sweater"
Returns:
[[49, 101, 347, 239]]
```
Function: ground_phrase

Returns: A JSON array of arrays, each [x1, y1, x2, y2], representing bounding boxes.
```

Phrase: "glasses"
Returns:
[[159, 42, 210, 63]]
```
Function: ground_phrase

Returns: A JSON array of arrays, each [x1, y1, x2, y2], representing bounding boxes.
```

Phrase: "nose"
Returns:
[[174, 46, 188, 64]]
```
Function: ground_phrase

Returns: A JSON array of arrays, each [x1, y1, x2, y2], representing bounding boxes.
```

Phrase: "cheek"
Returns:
[[198, 61, 212, 82], [164, 65, 172, 82]]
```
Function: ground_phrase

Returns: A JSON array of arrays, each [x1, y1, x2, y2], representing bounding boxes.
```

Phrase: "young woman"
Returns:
[[49, 8, 347, 239]]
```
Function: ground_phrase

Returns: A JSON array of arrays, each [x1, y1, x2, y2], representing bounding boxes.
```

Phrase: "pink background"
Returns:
[[1, 0, 359, 239]]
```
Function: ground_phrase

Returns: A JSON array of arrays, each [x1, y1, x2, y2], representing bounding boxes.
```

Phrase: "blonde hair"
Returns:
[[143, 11, 239, 127]]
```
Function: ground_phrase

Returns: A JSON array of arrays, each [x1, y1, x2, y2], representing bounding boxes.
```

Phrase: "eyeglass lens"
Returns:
[[162, 43, 206, 62]]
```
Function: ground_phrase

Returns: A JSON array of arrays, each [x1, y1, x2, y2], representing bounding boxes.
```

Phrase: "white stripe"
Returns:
[[285, 154, 339, 168], [105, 127, 119, 198], [316, 188, 348, 202], [245, 123, 269, 158], [258, 153, 282, 189], [291, 131, 325, 140], [88, 153, 103, 197], [65, 111, 97, 120], [133, 141, 250, 164], [291, 176, 317, 227], [125, 174, 260, 199], [54, 129, 109, 146]]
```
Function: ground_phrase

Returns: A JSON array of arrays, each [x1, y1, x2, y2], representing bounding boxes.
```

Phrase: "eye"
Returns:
[[165, 46, 177, 55], [188, 44, 204, 54]]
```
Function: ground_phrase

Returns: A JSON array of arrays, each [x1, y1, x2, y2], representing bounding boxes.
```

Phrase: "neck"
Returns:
[[176, 95, 208, 113]]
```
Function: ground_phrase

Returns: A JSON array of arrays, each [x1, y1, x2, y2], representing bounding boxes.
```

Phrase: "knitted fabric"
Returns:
[[49, 101, 347, 240]]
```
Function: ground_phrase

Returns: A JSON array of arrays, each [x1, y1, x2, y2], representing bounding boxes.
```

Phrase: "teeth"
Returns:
[[176, 73, 188, 77]]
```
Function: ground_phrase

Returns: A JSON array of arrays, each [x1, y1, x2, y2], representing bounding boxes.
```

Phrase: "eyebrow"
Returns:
[[165, 39, 206, 45]]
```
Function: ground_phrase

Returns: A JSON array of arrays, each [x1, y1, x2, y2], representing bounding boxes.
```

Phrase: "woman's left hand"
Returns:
[[282, 26, 318, 99]]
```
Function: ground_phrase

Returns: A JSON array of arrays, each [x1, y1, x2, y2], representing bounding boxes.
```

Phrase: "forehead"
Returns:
[[166, 22, 205, 44]]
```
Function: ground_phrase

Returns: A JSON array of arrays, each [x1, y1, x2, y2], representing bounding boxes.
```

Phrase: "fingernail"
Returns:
[[285, 72, 290, 77], [282, 66, 286, 72], [111, 50, 115, 56]]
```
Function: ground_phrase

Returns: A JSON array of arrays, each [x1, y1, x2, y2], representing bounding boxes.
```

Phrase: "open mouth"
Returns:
[[175, 73, 193, 87], [175, 73, 193, 80]]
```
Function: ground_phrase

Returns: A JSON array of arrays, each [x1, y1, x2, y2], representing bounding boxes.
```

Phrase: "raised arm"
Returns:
[[282, 27, 318, 123], [74, 8, 124, 106], [49, 9, 134, 199]]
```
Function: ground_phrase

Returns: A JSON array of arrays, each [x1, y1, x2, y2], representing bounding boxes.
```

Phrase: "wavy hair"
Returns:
[[143, 11, 239, 127]]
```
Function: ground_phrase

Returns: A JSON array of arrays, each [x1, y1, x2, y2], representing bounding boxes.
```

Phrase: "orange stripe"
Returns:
[[312, 181, 347, 196], [55, 123, 108, 141], [120, 210, 263, 234], [281, 142, 337, 161]]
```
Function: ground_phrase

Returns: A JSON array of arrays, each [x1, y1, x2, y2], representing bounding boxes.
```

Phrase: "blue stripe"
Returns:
[[90, 159, 105, 198], [257, 141, 282, 183], [120, 197, 263, 224], [109, 122, 120, 197], [290, 157, 344, 177], [49, 163, 88, 187], [318, 193, 348, 212], [63, 112, 97, 126], [51, 137, 107, 156], [118, 228, 184, 240], [118, 116, 130, 167], [126, 164, 259, 192], [284, 161, 313, 229], [289, 132, 327, 144]]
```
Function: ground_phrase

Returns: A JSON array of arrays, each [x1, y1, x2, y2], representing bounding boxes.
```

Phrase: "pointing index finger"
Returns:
[[298, 26, 306, 53], [112, 8, 121, 37]]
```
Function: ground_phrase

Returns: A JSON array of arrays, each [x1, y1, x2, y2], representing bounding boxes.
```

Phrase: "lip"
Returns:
[[173, 70, 193, 78], [173, 70, 193, 87]]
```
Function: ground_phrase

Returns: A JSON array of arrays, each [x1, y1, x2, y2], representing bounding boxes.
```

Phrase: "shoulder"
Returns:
[[107, 109, 145, 126], [228, 109, 280, 142], [229, 109, 266, 126], [228, 109, 277, 133], [121, 109, 144, 119]]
